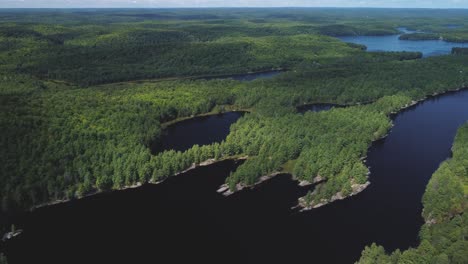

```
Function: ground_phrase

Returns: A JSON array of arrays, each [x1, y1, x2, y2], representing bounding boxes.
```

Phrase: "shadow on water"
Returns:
[[3, 89, 468, 264]]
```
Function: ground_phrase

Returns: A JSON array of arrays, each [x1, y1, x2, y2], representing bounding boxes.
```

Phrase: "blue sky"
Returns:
[[1, 0, 468, 8]]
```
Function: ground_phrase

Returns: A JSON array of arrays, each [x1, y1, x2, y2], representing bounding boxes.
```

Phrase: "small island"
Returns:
[[399, 33, 441, 41]]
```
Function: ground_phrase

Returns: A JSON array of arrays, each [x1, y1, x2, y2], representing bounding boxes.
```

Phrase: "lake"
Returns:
[[151, 111, 245, 154], [3, 89, 467, 264], [152, 102, 339, 155], [339, 28, 467, 57]]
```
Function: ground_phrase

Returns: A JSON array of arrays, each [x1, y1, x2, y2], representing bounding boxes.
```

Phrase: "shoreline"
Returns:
[[2, 86, 466, 248], [17, 86, 468, 213], [295, 85, 468, 211], [30, 156, 248, 211], [161, 108, 250, 128], [299, 181, 371, 211], [217, 172, 283, 196]]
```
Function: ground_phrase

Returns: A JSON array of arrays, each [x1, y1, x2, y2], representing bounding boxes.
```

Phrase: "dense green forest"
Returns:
[[399, 33, 441, 41], [452, 47, 468, 55], [1, 8, 468, 264], [0, 8, 467, 86], [1, 8, 468, 212], [2, 54, 468, 211], [357, 123, 468, 264]]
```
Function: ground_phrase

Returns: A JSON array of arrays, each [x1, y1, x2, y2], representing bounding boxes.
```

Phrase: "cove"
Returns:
[[152, 102, 335, 155], [339, 28, 467, 57], [2, 89, 468, 264], [150, 111, 244, 154]]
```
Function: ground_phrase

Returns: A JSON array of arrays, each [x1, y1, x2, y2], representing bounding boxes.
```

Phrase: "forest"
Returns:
[[0, 8, 468, 264], [399, 33, 440, 41], [0, 8, 467, 86], [357, 124, 468, 264], [1, 7, 468, 211], [452, 47, 468, 55], [2, 53, 468, 212]]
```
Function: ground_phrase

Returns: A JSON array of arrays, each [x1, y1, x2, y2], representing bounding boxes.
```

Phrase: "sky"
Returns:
[[1, 0, 468, 8]]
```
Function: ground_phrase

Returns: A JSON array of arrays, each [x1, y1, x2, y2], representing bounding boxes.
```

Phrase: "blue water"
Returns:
[[339, 28, 467, 57]]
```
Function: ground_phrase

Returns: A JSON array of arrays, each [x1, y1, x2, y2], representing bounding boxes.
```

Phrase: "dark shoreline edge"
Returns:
[[1, 86, 467, 247], [298, 86, 468, 210], [24, 86, 468, 211]]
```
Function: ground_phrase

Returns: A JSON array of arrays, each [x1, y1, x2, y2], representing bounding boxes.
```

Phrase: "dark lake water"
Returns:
[[151, 111, 244, 154], [2, 89, 468, 264], [339, 28, 467, 57], [152, 102, 333, 155]]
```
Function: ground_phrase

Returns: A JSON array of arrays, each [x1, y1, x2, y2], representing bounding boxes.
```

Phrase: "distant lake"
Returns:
[[339, 27, 467, 57]]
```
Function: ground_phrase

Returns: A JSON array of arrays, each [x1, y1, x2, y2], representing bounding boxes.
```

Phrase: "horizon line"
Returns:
[[1, 6, 467, 10]]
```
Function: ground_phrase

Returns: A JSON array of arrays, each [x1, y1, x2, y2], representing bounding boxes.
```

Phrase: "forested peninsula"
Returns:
[[1, 9, 468, 214]]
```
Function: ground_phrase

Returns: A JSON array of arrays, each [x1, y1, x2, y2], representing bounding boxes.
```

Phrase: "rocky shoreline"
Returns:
[[1, 86, 466, 247], [217, 172, 283, 196], [24, 86, 468, 213], [207, 86, 468, 210], [31, 156, 248, 211], [295, 85, 468, 211], [1, 230, 22, 243], [299, 181, 371, 211]]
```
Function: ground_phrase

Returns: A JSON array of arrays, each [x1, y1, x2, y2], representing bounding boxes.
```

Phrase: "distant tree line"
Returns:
[[452, 47, 468, 55]]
